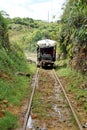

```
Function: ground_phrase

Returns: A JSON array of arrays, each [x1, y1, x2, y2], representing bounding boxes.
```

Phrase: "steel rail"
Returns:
[[23, 68, 39, 130], [53, 69, 83, 130]]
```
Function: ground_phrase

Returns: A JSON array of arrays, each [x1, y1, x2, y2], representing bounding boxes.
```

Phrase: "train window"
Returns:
[[40, 47, 53, 55]]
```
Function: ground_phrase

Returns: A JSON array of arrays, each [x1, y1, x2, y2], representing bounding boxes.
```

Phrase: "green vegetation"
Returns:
[[56, 60, 87, 113], [0, 112, 18, 130], [7, 2, 87, 73], [0, 12, 36, 129], [56, 0, 87, 114], [0, 45, 36, 128], [57, 0, 87, 115], [32, 92, 48, 118], [0, 0, 87, 128], [32, 77, 53, 119], [0, 12, 10, 50], [59, 0, 87, 73], [8, 17, 60, 52]]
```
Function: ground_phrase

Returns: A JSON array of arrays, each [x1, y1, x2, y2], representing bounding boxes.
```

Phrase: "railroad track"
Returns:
[[52, 69, 83, 130], [23, 68, 83, 130], [23, 68, 39, 130]]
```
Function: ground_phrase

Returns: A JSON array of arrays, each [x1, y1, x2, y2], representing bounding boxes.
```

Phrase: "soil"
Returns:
[[14, 68, 85, 130], [26, 69, 79, 130]]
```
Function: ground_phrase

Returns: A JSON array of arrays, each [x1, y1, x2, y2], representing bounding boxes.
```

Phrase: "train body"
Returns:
[[37, 39, 56, 67]]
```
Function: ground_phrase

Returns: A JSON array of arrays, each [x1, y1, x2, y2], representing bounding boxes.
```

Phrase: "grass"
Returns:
[[32, 92, 48, 118], [0, 62, 36, 129], [1, 77, 29, 105], [0, 111, 18, 130], [0, 46, 37, 129], [57, 67, 73, 77], [32, 70, 57, 121], [56, 60, 87, 112]]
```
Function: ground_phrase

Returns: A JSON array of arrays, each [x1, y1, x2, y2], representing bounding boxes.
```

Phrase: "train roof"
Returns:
[[37, 39, 56, 48]]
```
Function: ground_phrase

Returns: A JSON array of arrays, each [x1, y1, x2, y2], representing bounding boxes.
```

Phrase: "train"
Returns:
[[36, 39, 56, 67]]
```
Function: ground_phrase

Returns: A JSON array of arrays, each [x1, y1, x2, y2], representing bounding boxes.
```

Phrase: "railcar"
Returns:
[[37, 39, 56, 67]]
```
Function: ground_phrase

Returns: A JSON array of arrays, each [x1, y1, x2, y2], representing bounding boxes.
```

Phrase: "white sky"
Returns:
[[0, 0, 66, 21]]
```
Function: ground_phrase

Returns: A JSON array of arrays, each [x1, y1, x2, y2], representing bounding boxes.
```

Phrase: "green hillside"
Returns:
[[59, 0, 87, 73], [8, 17, 60, 52], [0, 12, 36, 130]]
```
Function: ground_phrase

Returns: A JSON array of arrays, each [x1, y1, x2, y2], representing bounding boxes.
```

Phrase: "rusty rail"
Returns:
[[23, 69, 39, 130], [53, 69, 83, 130]]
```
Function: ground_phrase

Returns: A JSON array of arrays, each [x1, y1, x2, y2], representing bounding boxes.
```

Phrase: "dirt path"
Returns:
[[15, 68, 83, 130], [29, 69, 79, 130]]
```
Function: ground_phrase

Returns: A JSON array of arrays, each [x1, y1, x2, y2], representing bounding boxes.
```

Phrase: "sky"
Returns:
[[0, 0, 66, 22]]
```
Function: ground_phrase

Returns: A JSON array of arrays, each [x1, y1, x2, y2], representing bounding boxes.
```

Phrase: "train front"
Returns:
[[37, 39, 56, 67]]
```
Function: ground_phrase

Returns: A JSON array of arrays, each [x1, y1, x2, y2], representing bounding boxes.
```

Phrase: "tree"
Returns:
[[0, 12, 10, 50]]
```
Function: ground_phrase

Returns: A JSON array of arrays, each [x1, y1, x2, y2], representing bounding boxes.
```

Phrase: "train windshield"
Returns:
[[40, 47, 53, 56]]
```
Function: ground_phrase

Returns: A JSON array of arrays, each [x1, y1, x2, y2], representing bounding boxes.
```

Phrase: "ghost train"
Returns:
[[37, 39, 56, 68]]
